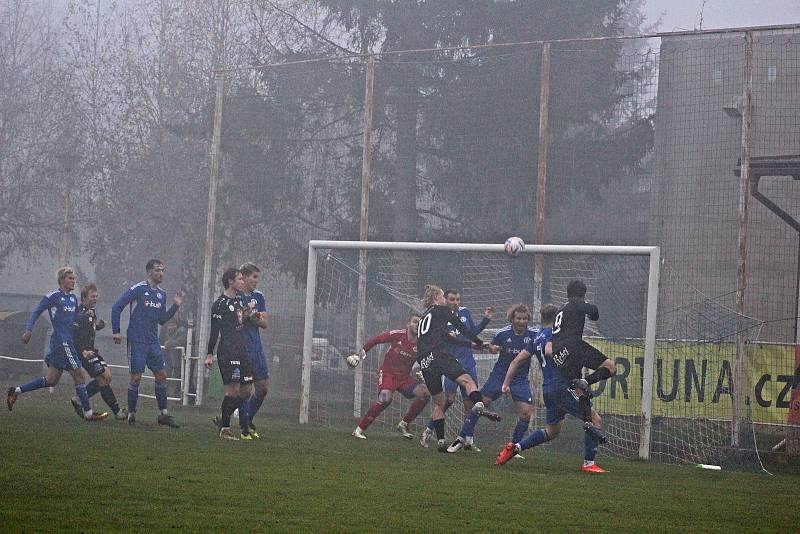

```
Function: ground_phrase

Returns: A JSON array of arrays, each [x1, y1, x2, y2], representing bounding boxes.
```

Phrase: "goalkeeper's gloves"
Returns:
[[570, 378, 590, 394], [346, 349, 366, 368], [473, 339, 485, 350]]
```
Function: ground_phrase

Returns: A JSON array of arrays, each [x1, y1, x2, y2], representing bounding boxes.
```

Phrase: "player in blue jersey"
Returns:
[[238, 262, 268, 438], [447, 304, 536, 454], [7, 267, 107, 421], [111, 259, 182, 427], [420, 289, 492, 450], [495, 304, 609, 473]]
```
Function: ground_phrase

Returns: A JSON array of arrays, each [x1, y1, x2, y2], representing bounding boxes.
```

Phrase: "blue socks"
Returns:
[[75, 383, 91, 413], [19, 376, 47, 393], [512, 418, 530, 444], [128, 382, 139, 413], [519, 428, 549, 451], [458, 410, 480, 439], [154, 382, 168, 412], [238, 398, 250, 433], [584, 431, 598, 462], [247, 393, 264, 421]]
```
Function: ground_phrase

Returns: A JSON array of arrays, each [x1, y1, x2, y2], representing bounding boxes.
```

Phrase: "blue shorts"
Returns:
[[248, 349, 269, 381], [443, 364, 477, 395], [45, 342, 82, 372], [128, 342, 166, 375], [481, 373, 533, 404], [543, 387, 592, 425]]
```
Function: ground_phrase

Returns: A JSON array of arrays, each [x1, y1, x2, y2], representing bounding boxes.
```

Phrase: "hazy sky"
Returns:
[[644, 0, 800, 32]]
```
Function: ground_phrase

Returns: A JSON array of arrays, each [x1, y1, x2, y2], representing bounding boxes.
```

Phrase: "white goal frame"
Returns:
[[300, 240, 661, 460]]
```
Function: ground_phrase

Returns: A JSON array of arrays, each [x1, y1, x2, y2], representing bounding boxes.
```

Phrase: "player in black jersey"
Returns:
[[204, 268, 256, 440], [70, 284, 126, 420], [551, 280, 615, 444], [417, 284, 500, 452]]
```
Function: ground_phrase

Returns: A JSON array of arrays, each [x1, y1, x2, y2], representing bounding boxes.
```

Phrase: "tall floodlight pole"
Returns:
[[733, 31, 753, 448], [196, 8, 227, 407], [533, 43, 551, 314], [354, 56, 375, 418]]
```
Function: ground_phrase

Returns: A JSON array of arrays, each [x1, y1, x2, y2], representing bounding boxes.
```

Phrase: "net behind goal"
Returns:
[[300, 240, 670, 461]]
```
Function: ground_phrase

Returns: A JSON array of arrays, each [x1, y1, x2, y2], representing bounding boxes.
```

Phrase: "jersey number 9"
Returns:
[[552, 311, 563, 335]]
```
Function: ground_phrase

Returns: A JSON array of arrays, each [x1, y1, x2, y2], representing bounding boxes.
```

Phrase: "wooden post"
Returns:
[[533, 43, 551, 314], [733, 31, 753, 448], [196, 5, 227, 407], [354, 56, 375, 418]]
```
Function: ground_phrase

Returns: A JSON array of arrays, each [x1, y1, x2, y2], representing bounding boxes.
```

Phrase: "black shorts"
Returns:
[[80, 350, 108, 378], [218, 352, 253, 386], [418, 351, 468, 396], [551, 339, 608, 381]]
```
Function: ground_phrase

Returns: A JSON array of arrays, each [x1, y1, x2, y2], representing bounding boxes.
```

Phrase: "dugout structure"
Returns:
[[300, 240, 662, 460]]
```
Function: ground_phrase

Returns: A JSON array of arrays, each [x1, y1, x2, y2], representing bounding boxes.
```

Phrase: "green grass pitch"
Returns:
[[0, 394, 796, 533]]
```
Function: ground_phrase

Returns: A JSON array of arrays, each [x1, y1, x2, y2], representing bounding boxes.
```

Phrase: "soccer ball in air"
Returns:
[[504, 237, 525, 257]]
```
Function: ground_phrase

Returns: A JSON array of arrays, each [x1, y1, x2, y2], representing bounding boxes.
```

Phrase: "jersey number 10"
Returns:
[[418, 313, 432, 336]]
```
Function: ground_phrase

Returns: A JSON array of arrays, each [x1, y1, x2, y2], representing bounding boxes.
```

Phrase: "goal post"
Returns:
[[300, 240, 660, 460]]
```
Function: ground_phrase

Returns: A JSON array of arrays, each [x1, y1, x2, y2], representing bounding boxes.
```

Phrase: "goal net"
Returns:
[[300, 240, 766, 467]]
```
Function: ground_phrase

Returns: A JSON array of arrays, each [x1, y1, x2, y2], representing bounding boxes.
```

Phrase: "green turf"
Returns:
[[0, 394, 797, 533]]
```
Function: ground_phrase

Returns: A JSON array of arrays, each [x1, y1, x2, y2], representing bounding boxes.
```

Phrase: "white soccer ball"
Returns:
[[346, 353, 361, 368], [504, 236, 525, 257]]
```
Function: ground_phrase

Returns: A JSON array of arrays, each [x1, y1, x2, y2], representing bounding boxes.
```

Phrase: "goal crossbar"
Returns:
[[300, 240, 661, 460]]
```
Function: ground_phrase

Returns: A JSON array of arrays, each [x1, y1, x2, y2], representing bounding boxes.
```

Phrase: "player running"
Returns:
[[417, 284, 500, 452], [69, 283, 126, 420], [205, 268, 257, 440], [7, 267, 107, 421], [448, 304, 536, 454], [421, 289, 492, 450], [238, 262, 269, 438], [495, 303, 610, 473], [347, 313, 430, 440], [111, 259, 182, 427]]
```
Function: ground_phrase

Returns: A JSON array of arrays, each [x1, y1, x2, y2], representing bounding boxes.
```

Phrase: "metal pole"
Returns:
[[533, 43, 551, 314], [796, 235, 800, 344], [182, 319, 194, 406], [639, 247, 661, 459], [300, 244, 318, 424], [353, 57, 375, 419], [733, 31, 753, 448]]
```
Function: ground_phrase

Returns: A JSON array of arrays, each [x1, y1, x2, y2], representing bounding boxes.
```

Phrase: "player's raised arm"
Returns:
[[446, 307, 483, 347], [466, 306, 492, 334], [347, 330, 394, 368], [21, 295, 50, 344], [576, 301, 599, 321], [158, 291, 180, 325]]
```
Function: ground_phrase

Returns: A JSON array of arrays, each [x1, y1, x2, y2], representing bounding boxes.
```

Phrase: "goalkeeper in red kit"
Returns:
[[348, 313, 431, 440]]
